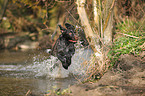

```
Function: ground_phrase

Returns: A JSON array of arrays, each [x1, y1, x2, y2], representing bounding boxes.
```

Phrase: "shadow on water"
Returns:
[[0, 48, 93, 96]]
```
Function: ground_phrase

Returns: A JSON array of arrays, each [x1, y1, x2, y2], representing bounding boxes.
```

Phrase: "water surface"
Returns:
[[0, 48, 92, 96]]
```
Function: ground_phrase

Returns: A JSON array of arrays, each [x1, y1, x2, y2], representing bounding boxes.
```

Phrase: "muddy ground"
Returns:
[[69, 51, 145, 96]]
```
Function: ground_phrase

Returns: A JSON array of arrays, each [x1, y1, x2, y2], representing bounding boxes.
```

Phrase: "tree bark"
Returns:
[[77, 0, 99, 52], [103, 0, 114, 46], [93, 0, 99, 27]]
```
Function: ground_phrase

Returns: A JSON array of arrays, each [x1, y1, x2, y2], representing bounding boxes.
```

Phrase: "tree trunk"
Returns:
[[76, 0, 99, 52], [103, 0, 114, 46], [93, 0, 99, 27], [76, 0, 115, 78]]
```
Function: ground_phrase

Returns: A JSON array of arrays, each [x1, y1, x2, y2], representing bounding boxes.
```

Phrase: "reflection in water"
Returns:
[[0, 76, 76, 96], [0, 48, 92, 95]]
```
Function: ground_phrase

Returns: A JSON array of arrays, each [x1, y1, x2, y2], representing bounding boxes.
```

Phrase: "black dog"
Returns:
[[51, 23, 78, 69]]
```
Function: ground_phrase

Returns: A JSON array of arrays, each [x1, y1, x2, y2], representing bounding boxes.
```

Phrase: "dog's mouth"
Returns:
[[68, 40, 77, 43], [68, 36, 78, 43]]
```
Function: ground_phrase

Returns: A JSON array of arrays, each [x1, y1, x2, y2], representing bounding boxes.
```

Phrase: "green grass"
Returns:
[[108, 19, 145, 66]]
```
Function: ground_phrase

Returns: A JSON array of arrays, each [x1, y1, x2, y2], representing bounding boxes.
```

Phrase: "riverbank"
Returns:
[[44, 51, 145, 96], [68, 52, 145, 96]]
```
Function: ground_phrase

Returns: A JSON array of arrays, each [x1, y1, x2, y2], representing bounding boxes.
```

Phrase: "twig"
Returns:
[[51, 24, 59, 41], [66, 9, 80, 24], [25, 90, 31, 96], [117, 32, 139, 39]]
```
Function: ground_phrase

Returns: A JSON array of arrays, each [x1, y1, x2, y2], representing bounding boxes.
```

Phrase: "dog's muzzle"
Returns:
[[69, 35, 78, 43]]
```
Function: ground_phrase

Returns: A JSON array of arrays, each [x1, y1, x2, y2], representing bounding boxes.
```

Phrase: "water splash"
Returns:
[[31, 55, 69, 78], [69, 48, 93, 75], [28, 48, 92, 78], [0, 48, 93, 79]]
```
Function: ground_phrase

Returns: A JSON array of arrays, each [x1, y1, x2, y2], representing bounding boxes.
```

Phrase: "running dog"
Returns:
[[51, 23, 78, 69]]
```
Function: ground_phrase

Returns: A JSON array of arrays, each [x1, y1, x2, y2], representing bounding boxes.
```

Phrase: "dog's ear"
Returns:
[[65, 23, 74, 29], [58, 25, 66, 33]]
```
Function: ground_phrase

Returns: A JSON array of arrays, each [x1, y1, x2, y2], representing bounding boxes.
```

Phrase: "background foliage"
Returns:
[[0, 0, 144, 68]]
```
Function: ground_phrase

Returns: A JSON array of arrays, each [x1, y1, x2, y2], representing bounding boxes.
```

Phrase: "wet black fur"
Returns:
[[51, 23, 77, 69], [51, 23, 89, 70]]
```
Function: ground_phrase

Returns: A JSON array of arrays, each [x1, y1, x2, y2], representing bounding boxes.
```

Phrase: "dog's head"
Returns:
[[58, 23, 78, 43]]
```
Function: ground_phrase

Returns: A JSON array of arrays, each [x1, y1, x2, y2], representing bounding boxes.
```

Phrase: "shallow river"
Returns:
[[0, 49, 92, 96]]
